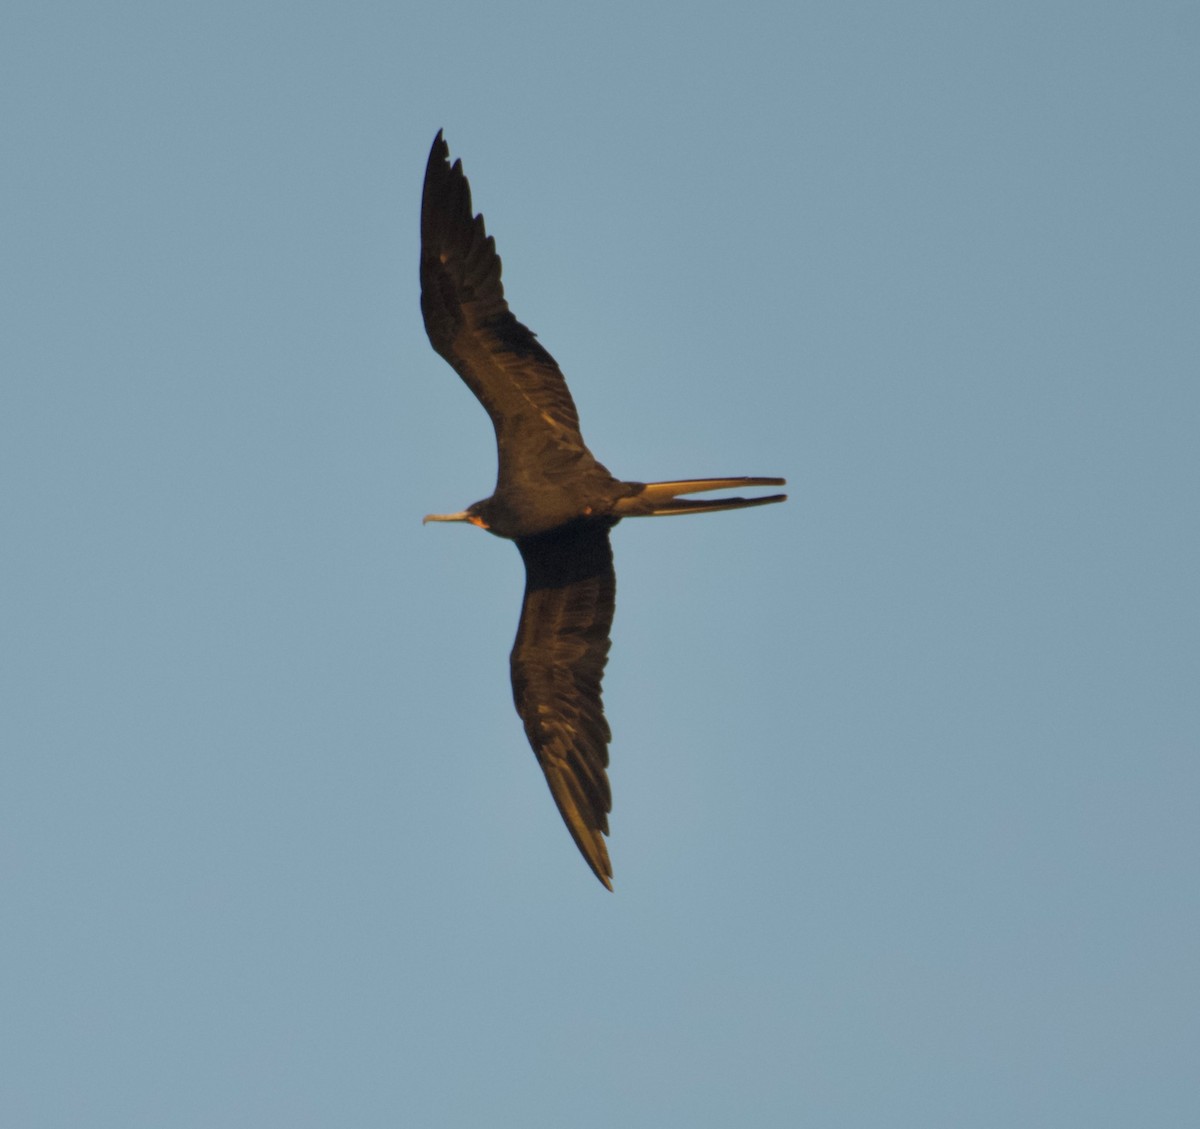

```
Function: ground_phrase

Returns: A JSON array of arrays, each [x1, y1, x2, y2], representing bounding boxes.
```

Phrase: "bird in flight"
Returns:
[[420, 131, 785, 889]]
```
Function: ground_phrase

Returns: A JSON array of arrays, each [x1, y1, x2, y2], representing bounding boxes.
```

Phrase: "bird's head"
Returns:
[[422, 500, 490, 530]]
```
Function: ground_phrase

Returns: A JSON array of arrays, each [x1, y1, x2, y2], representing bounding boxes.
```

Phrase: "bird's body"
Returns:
[[420, 131, 785, 889]]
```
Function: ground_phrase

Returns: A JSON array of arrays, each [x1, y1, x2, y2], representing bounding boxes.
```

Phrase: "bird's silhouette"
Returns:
[[420, 131, 785, 889]]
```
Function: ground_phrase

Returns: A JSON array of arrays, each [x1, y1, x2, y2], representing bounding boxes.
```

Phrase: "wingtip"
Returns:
[[578, 836, 614, 891], [591, 847, 615, 891], [592, 858, 614, 892]]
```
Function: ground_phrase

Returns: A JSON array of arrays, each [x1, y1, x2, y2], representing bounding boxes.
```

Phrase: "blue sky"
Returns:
[[3, 2, 1197, 1126]]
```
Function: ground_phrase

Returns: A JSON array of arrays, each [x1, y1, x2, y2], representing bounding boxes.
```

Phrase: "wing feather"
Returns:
[[420, 131, 593, 486], [510, 522, 616, 889]]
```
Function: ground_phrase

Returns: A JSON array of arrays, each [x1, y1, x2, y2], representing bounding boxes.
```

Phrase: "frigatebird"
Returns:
[[420, 131, 785, 889]]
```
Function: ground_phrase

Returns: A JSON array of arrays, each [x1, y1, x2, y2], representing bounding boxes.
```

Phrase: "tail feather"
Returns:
[[614, 476, 787, 518]]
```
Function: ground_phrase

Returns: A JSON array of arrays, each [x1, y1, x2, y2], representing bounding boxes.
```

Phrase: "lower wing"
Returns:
[[510, 522, 617, 889]]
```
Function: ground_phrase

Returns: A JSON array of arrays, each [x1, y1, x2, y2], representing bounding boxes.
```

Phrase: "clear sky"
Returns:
[[3, 2, 1197, 1126]]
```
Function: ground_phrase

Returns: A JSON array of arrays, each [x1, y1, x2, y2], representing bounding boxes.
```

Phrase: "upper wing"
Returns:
[[420, 131, 595, 488], [510, 522, 616, 889]]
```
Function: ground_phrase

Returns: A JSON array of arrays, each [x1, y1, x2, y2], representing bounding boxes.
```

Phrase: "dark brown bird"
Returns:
[[420, 130, 785, 889]]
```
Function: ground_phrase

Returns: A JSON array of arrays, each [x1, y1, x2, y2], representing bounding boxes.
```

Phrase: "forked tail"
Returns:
[[613, 477, 787, 518]]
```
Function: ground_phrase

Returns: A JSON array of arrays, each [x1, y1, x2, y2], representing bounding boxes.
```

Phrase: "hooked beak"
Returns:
[[422, 511, 489, 529]]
